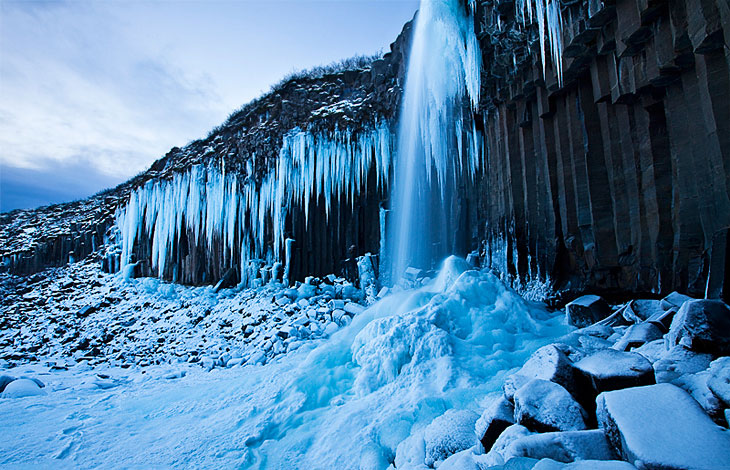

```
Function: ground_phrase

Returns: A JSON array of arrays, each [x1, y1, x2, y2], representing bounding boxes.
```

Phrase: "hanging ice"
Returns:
[[115, 122, 392, 285], [516, 0, 565, 84]]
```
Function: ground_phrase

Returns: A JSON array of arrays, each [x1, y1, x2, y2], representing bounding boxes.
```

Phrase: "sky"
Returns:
[[0, 0, 419, 212]]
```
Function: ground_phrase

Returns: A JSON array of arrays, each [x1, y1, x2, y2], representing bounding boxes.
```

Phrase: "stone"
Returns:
[[423, 409, 479, 466], [502, 430, 616, 463], [565, 296, 611, 327], [597, 383, 730, 470], [1, 378, 46, 398], [611, 323, 663, 351], [667, 299, 730, 354], [0, 375, 15, 393], [476, 395, 515, 451], [513, 380, 587, 433], [504, 344, 579, 401], [532, 460, 637, 469], [574, 349, 654, 393], [486, 424, 534, 465], [622, 299, 664, 322], [707, 357, 730, 406], [653, 345, 714, 384], [660, 292, 693, 311]]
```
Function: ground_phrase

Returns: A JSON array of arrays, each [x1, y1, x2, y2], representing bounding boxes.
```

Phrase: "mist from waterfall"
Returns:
[[386, 0, 481, 283]]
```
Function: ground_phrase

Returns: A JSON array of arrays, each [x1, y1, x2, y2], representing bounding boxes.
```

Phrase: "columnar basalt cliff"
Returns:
[[470, 0, 730, 300], [2, 0, 729, 302]]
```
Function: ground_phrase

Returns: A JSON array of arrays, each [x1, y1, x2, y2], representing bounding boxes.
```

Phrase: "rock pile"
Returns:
[[432, 292, 730, 469]]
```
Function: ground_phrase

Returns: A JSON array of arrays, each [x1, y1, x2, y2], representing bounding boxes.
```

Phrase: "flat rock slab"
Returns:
[[532, 459, 637, 469], [575, 349, 654, 393], [597, 383, 730, 470], [503, 430, 616, 463]]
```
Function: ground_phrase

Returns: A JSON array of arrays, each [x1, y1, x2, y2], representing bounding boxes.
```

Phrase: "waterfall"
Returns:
[[386, 0, 481, 283]]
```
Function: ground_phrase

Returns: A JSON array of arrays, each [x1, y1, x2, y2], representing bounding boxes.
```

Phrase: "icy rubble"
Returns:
[[115, 122, 392, 284], [0, 258, 368, 370]]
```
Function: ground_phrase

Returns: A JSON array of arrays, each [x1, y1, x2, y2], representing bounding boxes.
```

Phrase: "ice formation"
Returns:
[[0, 257, 568, 469], [386, 0, 482, 281], [115, 123, 392, 285], [516, 0, 565, 83]]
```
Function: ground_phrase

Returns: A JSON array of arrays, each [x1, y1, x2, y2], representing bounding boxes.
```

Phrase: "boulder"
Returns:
[[597, 383, 730, 470], [503, 344, 578, 401], [660, 292, 693, 311], [653, 345, 714, 384], [1, 378, 46, 398], [0, 375, 15, 393], [532, 459, 637, 469], [622, 299, 664, 322], [485, 424, 534, 466], [565, 295, 611, 327], [574, 349, 654, 394], [667, 299, 730, 354], [707, 357, 730, 406], [502, 430, 616, 463], [611, 323, 663, 351], [423, 409, 479, 466], [477, 395, 515, 451], [513, 380, 587, 433]]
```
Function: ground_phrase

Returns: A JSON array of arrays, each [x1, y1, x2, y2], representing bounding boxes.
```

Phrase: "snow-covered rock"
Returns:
[[0, 375, 15, 393], [503, 344, 577, 401], [660, 292, 693, 311], [1, 378, 46, 398], [668, 299, 730, 354], [707, 357, 730, 406], [622, 300, 664, 323], [653, 345, 713, 384], [501, 430, 616, 463], [565, 295, 611, 328], [611, 323, 662, 352], [423, 409, 479, 466], [484, 424, 534, 466], [513, 380, 587, 433], [532, 459, 637, 469], [597, 383, 730, 470], [476, 395, 515, 452], [574, 349, 654, 393]]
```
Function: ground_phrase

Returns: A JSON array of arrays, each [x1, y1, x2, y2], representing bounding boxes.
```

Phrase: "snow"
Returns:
[[597, 383, 730, 470], [708, 357, 730, 405], [532, 459, 637, 469], [0, 258, 568, 468]]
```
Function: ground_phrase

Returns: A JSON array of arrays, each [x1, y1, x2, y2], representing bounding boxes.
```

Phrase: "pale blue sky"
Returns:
[[0, 0, 418, 212]]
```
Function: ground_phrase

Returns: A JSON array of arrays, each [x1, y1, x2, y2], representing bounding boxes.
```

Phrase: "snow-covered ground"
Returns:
[[0, 257, 569, 469]]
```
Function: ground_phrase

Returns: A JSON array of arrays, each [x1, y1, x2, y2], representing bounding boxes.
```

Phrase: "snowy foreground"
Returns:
[[0, 257, 568, 468]]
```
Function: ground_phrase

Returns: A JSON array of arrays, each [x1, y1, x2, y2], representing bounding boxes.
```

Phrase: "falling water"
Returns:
[[386, 0, 481, 282]]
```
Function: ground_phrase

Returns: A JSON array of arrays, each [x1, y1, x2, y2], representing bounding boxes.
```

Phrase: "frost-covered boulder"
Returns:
[[597, 383, 730, 470], [622, 300, 664, 323], [0, 375, 15, 393], [532, 459, 637, 469], [423, 409, 479, 466], [501, 430, 616, 463], [1, 378, 46, 398], [611, 323, 663, 351], [653, 345, 713, 384], [476, 395, 515, 452], [565, 295, 611, 328], [667, 299, 730, 354], [513, 380, 587, 433], [574, 349, 654, 394], [483, 424, 534, 466], [503, 345, 578, 401], [707, 357, 730, 406], [660, 291, 693, 311]]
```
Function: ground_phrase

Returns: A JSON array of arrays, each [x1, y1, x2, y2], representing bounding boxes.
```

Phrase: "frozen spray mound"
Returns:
[[0, 258, 568, 469]]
